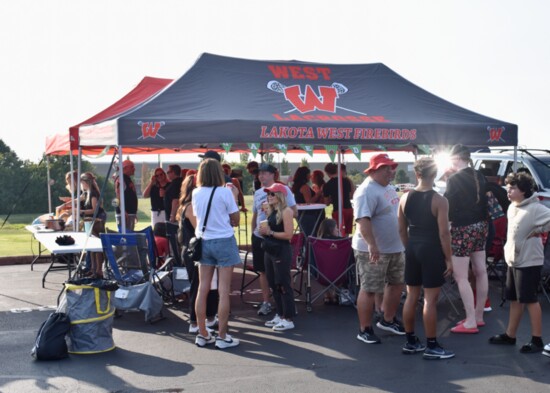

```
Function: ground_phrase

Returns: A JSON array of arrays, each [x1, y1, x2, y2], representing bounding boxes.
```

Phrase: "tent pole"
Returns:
[[69, 151, 76, 226], [76, 147, 82, 231], [118, 147, 127, 233], [46, 155, 52, 214], [337, 147, 343, 236]]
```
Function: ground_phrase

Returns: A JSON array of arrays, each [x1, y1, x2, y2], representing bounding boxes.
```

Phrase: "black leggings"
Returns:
[[264, 243, 296, 319], [188, 263, 218, 322]]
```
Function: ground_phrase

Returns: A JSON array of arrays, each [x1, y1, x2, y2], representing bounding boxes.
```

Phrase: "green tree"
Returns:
[[0, 140, 30, 214], [239, 153, 250, 165], [300, 157, 309, 167], [395, 169, 411, 184], [280, 158, 290, 176]]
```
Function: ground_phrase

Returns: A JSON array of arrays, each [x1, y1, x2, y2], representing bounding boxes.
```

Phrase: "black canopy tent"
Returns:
[[79, 53, 517, 151], [78, 53, 518, 231]]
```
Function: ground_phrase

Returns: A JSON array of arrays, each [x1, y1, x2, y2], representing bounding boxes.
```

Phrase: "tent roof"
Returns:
[[46, 76, 172, 155], [79, 54, 517, 152]]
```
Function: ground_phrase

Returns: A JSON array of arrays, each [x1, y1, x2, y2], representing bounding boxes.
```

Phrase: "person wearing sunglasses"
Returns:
[[142, 167, 170, 226], [258, 183, 297, 331], [251, 163, 297, 318]]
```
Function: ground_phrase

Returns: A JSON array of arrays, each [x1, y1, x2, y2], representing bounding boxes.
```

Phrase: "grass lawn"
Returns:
[[0, 195, 336, 257]]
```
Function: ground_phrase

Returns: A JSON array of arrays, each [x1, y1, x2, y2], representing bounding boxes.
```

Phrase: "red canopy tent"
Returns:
[[44, 76, 173, 214], [45, 76, 173, 156]]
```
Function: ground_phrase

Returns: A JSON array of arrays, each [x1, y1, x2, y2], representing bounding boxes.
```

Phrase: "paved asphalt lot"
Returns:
[[1, 262, 550, 393]]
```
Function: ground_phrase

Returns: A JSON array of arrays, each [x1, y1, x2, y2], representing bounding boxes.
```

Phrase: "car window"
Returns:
[[478, 160, 501, 177], [504, 161, 530, 178], [529, 157, 550, 189]]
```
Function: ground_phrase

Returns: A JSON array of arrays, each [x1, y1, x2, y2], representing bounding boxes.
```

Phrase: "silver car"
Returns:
[[472, 149, 550, 208]]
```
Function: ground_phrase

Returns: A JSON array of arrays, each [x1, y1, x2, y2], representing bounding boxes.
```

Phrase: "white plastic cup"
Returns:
[[84, 220, 92, 233]]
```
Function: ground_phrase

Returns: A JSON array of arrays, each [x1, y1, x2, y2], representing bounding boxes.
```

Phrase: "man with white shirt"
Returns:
[[251, 163, 297, 316]]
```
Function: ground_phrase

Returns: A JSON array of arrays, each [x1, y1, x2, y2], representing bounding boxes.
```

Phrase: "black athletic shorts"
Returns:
[[405, 241, 446, 289], [505, 265, 542, 303]]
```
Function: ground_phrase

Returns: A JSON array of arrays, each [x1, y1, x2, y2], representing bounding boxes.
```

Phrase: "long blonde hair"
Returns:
[[269, 191, 288, 224], [80, 172, 101, 207]]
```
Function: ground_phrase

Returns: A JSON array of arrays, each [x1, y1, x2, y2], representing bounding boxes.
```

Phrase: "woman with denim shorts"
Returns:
[[192, 159, 241, 349]]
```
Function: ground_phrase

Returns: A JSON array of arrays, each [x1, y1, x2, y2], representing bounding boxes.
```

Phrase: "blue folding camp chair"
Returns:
[[100, 233, 163, 322]]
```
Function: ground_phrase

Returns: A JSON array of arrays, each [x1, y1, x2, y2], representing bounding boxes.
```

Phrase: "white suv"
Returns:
[[471, 149, 550, 208]]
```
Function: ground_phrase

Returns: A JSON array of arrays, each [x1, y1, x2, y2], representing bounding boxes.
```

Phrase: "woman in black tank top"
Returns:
[[398, 157, 455, 359], [258, 184, 297, 331]]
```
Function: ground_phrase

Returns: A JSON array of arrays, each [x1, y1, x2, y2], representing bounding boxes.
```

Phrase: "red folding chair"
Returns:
[[305, 236, 356, 312]]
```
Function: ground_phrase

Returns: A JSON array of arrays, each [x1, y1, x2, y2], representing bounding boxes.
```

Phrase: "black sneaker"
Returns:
[[520, 341, 543, 354], [376, 317, 406, 335], [357, 328, 381, 344], [423, 345, 455, 360], [402, 337, 426, 354], [489, 333, 516, 345]]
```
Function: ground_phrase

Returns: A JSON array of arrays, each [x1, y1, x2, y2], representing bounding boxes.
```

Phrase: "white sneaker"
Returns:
[[265, 314, 281, 327], [195, 333, 216, 347], [272, 319, 295, 331], [189, 325, 213, 334], [257, 302, 273, 316], [206, 316, 219, 329], [215, 334, 240, 349], [543, 343, 550, 358]]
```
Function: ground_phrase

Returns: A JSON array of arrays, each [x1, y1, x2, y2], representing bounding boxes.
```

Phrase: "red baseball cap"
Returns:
[[264, 183, 288, 196], [364, 153, 398, 174]]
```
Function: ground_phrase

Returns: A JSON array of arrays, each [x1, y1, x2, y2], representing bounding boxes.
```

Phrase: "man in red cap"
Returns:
[[352, 153, 405, 344]]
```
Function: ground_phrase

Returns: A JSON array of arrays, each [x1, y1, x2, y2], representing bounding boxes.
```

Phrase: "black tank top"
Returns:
[[180, 204, 196, 247], [404, 190, 439, 243], [267, 211, 290, 245]]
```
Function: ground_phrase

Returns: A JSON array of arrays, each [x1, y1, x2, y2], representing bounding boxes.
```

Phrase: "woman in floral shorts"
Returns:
[[444, 145, 489, 334]]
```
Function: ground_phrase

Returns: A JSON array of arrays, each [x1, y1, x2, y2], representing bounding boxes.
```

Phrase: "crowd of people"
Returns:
[[52, 148, 550, 358], [351, 148, 550, 361]]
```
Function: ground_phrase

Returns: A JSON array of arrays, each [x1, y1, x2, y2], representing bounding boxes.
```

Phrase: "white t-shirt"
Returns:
[[192, 186, 239, 240], [352, 177, 404, 253], [252, 184, 296, 238]]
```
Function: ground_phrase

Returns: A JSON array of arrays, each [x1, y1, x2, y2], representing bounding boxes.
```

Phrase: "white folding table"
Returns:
[[31, 230, 103, 288]]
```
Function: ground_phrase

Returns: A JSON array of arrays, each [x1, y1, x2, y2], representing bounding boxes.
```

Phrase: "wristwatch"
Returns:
[[270, 230, 275, 237]]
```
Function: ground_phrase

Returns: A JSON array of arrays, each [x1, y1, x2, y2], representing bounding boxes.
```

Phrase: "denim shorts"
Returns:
[[200, 236, 241, 267]]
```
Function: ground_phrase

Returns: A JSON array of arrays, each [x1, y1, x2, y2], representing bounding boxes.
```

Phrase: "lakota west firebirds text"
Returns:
[[260, 126, 416, 141]]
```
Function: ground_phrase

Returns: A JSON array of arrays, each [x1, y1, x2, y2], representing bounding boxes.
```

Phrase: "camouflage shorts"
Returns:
[[355, 251, 405, 293]]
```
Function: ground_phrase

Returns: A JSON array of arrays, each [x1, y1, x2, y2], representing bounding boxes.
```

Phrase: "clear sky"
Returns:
[[1, 0, 548, 163]]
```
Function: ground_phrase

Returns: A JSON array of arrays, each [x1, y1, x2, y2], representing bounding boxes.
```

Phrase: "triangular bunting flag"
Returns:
[[248, 143, 259, 157], [300, 144, 314, 157], [416, 144, 431, 155], [275, 144, 288, 154], [221, 143, 232, 153], [349, 145, 362, 161], [325, 145, 338, 162]]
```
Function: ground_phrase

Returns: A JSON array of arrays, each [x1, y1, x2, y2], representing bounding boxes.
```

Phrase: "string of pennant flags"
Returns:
[[220, 143, 431, 162], [221, 142, 365, 162]]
